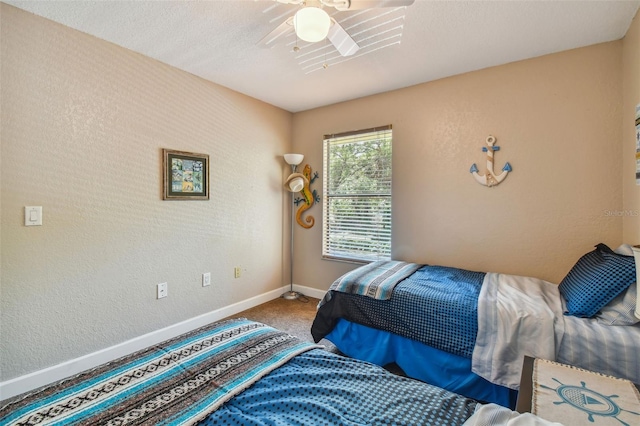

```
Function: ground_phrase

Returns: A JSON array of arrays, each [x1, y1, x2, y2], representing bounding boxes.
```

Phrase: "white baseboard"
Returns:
[[0, 284, 327, 402], [292, 284, 326, 300]]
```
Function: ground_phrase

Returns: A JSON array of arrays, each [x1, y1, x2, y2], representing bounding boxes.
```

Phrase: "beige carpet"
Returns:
[[225, 294, 407, 376], [224, 295, 339, 353]]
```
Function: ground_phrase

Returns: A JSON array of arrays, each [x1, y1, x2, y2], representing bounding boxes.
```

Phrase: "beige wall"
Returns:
[[1, 2, 637, 387], [292, 41, 624, 289], [0, 4, 292, 381], [622, 11, 640, 242]]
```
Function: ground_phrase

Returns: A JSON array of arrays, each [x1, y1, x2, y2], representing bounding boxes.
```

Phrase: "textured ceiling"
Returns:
[[4, 0, 640, 112]]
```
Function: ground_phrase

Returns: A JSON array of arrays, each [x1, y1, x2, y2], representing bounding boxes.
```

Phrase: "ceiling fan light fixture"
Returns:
[[294, 6, 331, 42]]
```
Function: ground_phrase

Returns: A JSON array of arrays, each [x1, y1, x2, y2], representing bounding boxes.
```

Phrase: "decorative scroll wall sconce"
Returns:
[[470, 135, 512, 187]]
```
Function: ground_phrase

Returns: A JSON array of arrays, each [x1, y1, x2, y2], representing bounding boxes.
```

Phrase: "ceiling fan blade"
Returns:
[[339, 0, 415, 10], [327, 20, 359, 57], [258, 16, 294, 48], [253, 0, 303, 4]]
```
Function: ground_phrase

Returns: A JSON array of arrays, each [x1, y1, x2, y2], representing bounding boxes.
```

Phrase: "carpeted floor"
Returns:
[[224, 295, 339, 353], [225, 294, 407, 376]]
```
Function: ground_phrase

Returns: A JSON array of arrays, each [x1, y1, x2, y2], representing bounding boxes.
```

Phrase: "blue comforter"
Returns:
[[202, 349, 477, 425], [1, 319, 478, 426], [312, 265, 486, 358]]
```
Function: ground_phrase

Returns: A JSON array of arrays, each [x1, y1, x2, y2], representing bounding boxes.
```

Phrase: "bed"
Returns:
[[311, 244, 640, 409], [0, 318, 553, 426]]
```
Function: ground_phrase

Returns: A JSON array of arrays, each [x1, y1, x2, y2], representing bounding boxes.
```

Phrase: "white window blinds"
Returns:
[[322, 125, 392, 262]]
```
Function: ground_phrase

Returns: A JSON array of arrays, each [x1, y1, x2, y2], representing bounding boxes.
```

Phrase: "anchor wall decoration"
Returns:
[[470, 135, 512, 187]]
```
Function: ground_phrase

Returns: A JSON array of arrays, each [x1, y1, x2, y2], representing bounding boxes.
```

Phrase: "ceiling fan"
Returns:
[[259, 0, 415, 57]]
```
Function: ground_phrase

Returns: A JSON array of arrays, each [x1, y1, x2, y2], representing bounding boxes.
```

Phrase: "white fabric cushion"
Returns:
[[596, 282, 639, 326], [614, 244, 634, 256]]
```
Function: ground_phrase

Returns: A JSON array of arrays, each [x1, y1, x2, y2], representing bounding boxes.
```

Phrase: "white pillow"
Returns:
[[614, 244, 634, 256], [596, 281, 639, 326], [596, 244, 638, 326]]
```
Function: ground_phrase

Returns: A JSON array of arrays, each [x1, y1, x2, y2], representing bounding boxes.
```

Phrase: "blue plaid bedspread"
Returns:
[[312, 265, 486, 358]]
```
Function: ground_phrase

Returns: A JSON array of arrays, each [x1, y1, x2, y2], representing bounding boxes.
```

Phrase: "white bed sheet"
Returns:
[[557, 314, 640, 384], [472, 273, 565, 390], [463, 404, 563, 426], [473, 272, 640, 390]]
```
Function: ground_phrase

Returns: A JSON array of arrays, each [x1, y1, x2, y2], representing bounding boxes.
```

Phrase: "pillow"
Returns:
[[614, 244, 634, 256], [595, 281, 639, 326], [594, 244, 640, 326], [559, 243, 636, 318]]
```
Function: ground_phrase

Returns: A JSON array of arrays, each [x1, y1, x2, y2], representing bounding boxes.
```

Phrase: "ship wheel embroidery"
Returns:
[[541, 378, 640, 425]]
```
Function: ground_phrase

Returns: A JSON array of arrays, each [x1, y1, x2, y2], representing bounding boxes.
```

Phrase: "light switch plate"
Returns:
[[25, 206, 43, 226]]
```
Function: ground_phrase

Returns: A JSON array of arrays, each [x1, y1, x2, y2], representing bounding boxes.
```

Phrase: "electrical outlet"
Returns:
[[157, 282, 168, 299], [202, 272, 211, 287], [234, 267, 241, 279]]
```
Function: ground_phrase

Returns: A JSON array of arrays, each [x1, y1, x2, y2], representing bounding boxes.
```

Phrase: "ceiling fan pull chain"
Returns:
[[294, 28, 301, 52], [323, 38, 329, 68]]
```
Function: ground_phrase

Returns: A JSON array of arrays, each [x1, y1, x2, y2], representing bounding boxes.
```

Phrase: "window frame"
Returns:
[[322, 125, 392, 263]]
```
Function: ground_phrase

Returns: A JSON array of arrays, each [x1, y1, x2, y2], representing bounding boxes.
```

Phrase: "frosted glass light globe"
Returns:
[[294, 7, 331, 43]]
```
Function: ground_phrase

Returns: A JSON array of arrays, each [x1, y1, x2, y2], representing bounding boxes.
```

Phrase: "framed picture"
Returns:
[[162, 149, 209, 200]]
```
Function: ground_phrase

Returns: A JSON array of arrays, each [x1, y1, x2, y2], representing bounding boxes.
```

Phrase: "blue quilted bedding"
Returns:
[[201, 349, 478, 425], [1, 319, 478, 426], [312, 265, 486, 358]]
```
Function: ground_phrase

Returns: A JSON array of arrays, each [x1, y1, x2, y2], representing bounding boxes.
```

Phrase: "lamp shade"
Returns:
[[294, 7, 331, 43], [284, 153, 304, 166]]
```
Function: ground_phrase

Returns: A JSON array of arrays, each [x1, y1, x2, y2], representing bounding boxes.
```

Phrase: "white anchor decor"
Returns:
[[470, 135, 512, 187]]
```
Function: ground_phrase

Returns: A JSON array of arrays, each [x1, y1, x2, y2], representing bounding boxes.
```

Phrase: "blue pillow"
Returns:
[[559, 243, 636, 318]]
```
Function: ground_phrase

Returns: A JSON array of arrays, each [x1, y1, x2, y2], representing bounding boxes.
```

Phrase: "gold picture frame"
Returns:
[[162, 149, 209, 200]]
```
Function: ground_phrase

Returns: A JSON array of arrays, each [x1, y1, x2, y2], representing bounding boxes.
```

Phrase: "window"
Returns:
[[322, 125, 392, 262]]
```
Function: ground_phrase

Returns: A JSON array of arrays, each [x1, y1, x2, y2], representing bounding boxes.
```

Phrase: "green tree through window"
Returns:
[[322, 126, 392, 262]]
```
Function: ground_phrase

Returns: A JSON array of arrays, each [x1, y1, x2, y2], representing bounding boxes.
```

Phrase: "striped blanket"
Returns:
[[0, 319, 319, 426], [319, 260, 423, 307]]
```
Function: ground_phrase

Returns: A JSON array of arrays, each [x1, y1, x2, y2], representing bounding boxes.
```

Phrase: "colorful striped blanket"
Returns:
[[319, 260, 423, 307], [0, 319, 319, 426]]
